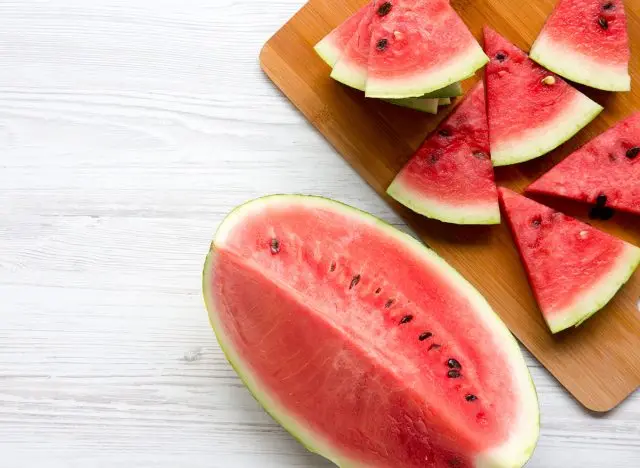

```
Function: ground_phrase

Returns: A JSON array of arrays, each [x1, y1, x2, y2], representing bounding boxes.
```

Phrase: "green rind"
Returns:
[[383, 97, 439, 114], [204, 195, 540, 468], [421, 82, 464, 99]]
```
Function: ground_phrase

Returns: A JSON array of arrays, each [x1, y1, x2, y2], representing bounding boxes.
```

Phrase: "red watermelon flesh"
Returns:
[[527, 112, 640, 216], [484, 27, 602, 167], [366, 0, 488, 98], [530, 0, 630, 92], [499, 188, 640, 334], [388, 82, 500, 225], [314, 2, 371, 68], [204, 196, 539, 468]]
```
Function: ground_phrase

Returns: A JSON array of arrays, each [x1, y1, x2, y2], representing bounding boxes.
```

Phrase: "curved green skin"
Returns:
[[203, 195, 540, 468], [421, 82, 463, 99], [384, 97, 439, 114]]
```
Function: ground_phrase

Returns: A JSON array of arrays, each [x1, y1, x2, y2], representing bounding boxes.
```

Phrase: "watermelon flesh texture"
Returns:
[[527, 112, 640, 216], [314, 2, 370, 68], [204, 196, 539, 468], [530, 0, 631, 92], [366, 0, 488, 98], [499, 188, 640, 334], [484, 27, 603, 166], [388, 82, 500, 225]]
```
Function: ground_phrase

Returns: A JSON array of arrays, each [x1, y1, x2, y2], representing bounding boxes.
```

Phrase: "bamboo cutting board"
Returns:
[[260, 0, 640, 412]]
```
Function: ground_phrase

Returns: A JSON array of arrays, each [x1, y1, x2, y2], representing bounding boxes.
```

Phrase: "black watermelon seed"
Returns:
[[377, 1, 393, 16], [473, 151, 489, 160], [376, 38, 389, 51], [399, 315, 414, 325], [448, 369, 462, 378], [385, 299, 395, 308], [447, 358, 462, 370], [495, 52, 507, 62], [429, 343, 442, 351], [270, 238, 280, 254], [465, 394, 478, 402], [419, 332, 433, 341], [439, 128, 452, 137], [429, 154, 440, 164], [596, 194, 608, 207], [330, 262, 336, 272], [349, 275, 361, 290], [603, 2, 615, 10], [626, 147, 640, 159], [531, 216, 542, 228], [598, 16, 609, 30], [375, 287, 382, 294]]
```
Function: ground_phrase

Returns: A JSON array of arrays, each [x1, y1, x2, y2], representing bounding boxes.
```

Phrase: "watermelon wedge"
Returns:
[[527, 112, 640, 217], [530, 0, 631, 92], [422, 82, 464, 99], [388, 82, 500, 225], [366, 0, 488, 98], [499, 188, 640, 334], [314, 2, 371, 68], [484, 27, 603, 166], [204, 196, 539, 468], [384, 97, 440, 114]]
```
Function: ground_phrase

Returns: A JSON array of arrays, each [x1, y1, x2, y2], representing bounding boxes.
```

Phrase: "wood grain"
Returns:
[[1, 0, 639, 466], [260, 0, 640, 412]]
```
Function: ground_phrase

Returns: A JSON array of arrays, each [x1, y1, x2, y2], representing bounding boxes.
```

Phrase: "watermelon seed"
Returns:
[[596, 194, 608, 207], [439, 129, 452, 137], [399, 315, 414, 324], [598, 17, 609, 30], [626, 147, 640, 159], [603, 2, 615, 10], [429, 154, 440, 164], [447, 359, 462, 369], [270, 238, 280, 254], [376, 39, 389, 51], [448, 370, 461, 378], [375, 287, 381, 294], [419, 332, 433, 341], [465, 394, 478, 402], [330, 262, 336, 272], [531, 215, 542, 228], [428, 343, 442, 351], [349, 275, 361, 289], [495, 52, 507, 62], [385, 299, 395, 308], [377, 1, 393, 16], [541, 76, 556, 86]]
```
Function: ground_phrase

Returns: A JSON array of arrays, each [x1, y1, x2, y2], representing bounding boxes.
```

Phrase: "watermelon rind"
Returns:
[[365, 46, 488, 99], [383, 97, 439, 114], [439, 98, 452, 106], [422, 82, 464, 99], [204, 195, 539, 468], [314, 36, 343, 68], [530, 34, 631, 93], [331, 58, 368, 92], [388, 180, 501, 225], [491, 93, 603, 167], [546, 244, 640, 334]]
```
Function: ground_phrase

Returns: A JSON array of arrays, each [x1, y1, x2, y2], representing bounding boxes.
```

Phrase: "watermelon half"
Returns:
[[388, 82, 501, 225], [204, 196, 539, 468], [365, 0, 488, 98], [499, 188, 640, 334], [484, 27, 603, 166], [530, 0, 631, 92], [527, 112, 640, 217]]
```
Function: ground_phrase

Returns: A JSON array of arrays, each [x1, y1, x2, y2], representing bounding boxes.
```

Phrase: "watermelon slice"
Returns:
[[484, 27, 603, 167], [422, 82, 464, 99], [204, 196, 539, 468], [527, 112, 640, 217], [530, 0, 631, 92], [366, 0, 488, 98], [388, 82, 500, 225], [384, 97, 440, 114], [314, 2, 371, 68], [499, 188, 640, 334]]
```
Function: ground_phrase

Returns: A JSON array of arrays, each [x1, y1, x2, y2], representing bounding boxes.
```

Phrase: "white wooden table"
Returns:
[[1, 1, 638, 466]]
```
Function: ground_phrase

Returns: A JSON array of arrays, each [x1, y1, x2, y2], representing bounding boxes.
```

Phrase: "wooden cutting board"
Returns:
[[259, 0, 640, 412]]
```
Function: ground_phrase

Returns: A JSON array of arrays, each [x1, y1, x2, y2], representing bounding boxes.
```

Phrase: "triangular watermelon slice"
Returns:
[[484, 27, 603, 167], [314, 2, 371, 68], [366, 0, 488, 98], [499, 187, 640, 334], [527, 112, 640, 216], [530, 0, 631, 92], [388, 82, 500, 225]]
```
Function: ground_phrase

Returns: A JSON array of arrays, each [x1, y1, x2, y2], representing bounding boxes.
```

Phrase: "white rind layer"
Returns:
[[388, 181, 500, 225], [530, 33, 631, 92], [491, 92, 603, 167], [365, 45, 488, 99], [314, 36, 343, 68], [331, 56, 368, 91], [206, 195, 539, 468], [546, 243, 640, 334]]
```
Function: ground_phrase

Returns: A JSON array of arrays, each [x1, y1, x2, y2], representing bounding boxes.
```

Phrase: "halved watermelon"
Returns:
[[314, 2, 371, 68], [366, 0, 488, 98], [484, 27, 603, 166], [388, 82, 500, 225], [499, 188, 640, 334], [527, 112, 640, 216], [204, 196, 539, 468], [530, 0, 631, 92]]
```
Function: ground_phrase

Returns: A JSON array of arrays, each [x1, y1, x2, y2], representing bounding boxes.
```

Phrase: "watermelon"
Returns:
[[384, 97, 440, 114], [422, 82, 464, 99], [484, 27, 603, 167], [527, 112, 640, 217], [204, 196, 539, 468], [530, 0, 631, 92], [388, 82, 500, 225], [365, 0, 488, 98], [314, 3, 371, 68], [499, 188, 640, 334]]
